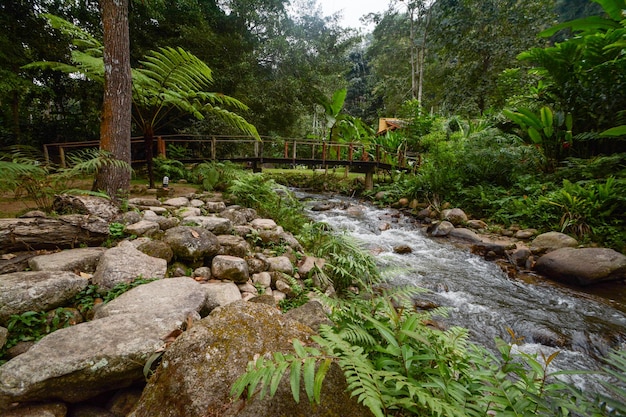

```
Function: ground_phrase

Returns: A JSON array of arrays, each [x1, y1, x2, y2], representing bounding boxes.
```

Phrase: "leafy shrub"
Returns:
[[227, 173, 308, 234], [153, 155, 188, 182], [191, 161, 241, 191], [233, 267, 626, 416]]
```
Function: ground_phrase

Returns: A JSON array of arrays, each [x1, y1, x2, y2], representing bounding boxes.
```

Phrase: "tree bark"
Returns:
[[93, 0, 132, 200]]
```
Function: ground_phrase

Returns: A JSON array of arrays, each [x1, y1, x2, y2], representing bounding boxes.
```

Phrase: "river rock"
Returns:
[[135, 240, 174, 263], [220, 207, 257, 225], [514, 229, 538, 240], [204, 282, 242, 310], [427, 220, 455, 237], [163, 226, 220, 261], [530, 232, 578, 254], [204, 201, 226, 213], [162, 197, 189, 208], [393, 244, 413, 254], [298, 256, 326, 276], [211, 255, 250, 283], [448, 228, 482, 242], [185, 216, 233, 235], [127, 301, 372, 417], [250, 218, 277, 230], [28, 247, 106, 273], [124, 220, 160, 237], [441, 208, 468, 225], [466, 219, 488, 230], [535, 247, 626, 286], [128, 198, 161, 207], [267, 256, 293, 274], [91, 241, 167, 290], [0, 271, 88, 325], [217, 235, 251, 258]]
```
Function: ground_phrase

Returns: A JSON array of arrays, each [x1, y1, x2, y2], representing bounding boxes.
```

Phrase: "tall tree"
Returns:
[[94, 0, 132, 198], [425, 0, 555, 115]]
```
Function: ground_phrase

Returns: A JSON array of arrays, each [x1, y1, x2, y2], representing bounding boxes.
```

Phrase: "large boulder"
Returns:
[[0, 278, 209, 408], [535, 247, 626, 286], [128, 301, 373, 417], [94, 277, 208, 319], [163, 226, 220, 261], [28, 247, 106, 273], [530, 232, 578, 254], [0, 271, 88, 325], [92, 241, 167, 290], [217, 235, 251, 258]]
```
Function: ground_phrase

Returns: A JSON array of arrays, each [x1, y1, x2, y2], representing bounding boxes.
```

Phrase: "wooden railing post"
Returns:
[[211, 136, 216, 160], [348, 143, 353, 162], [284, 141, 289, 159], [59, 146, 66, 168], [322, 141, 327, 164], [292, 140, 297, 165], [43, 145, 50, 165]]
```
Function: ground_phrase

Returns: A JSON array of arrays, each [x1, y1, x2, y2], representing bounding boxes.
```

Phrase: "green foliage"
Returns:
[[0, 146, 130, 212], [278, 277, 314, 312], [503, 106, 573, 170], [296, 222, 379, 294], [153, 156, 188, 182], [191, 161, 241, 192], [227, 173, 308, 234], [518, 0, 626, 141], [233, 270, 618, 416]]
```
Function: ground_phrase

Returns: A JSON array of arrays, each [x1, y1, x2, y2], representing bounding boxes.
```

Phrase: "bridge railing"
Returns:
[[43, 135, 419, 170]]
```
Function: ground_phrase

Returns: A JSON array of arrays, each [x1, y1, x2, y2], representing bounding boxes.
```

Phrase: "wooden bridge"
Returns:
[[43, 135, 419, 189]]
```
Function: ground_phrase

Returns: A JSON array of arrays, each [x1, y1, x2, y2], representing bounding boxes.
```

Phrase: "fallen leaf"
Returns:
[[191, 230, 200, 238], [1, 254, 17, 260]]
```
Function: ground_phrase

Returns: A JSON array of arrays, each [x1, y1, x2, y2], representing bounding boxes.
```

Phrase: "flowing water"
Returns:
[[300, 192, 626, 387]]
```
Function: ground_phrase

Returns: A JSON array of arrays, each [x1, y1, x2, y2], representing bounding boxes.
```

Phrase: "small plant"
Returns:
[[278, 277, 313, 312]]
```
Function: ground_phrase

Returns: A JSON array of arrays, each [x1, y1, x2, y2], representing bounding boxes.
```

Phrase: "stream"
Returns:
[[300, 192, 626, 389]]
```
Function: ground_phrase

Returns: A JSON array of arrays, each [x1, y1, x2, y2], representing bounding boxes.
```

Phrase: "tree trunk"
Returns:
[[93, 0, 132, 200]]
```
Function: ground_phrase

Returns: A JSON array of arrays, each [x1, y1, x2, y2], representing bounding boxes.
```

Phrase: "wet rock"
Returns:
[[427, 220, 454, 237], [311, 201, 335, 211], [535, 247, 626, 286], [530, 232, 578, 254], [448, 228, 482, 242], [0, 271, 88, 325], [509, 248, 531, 268], [393, 245, 413, 254], [92, 242, 167, 290]]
